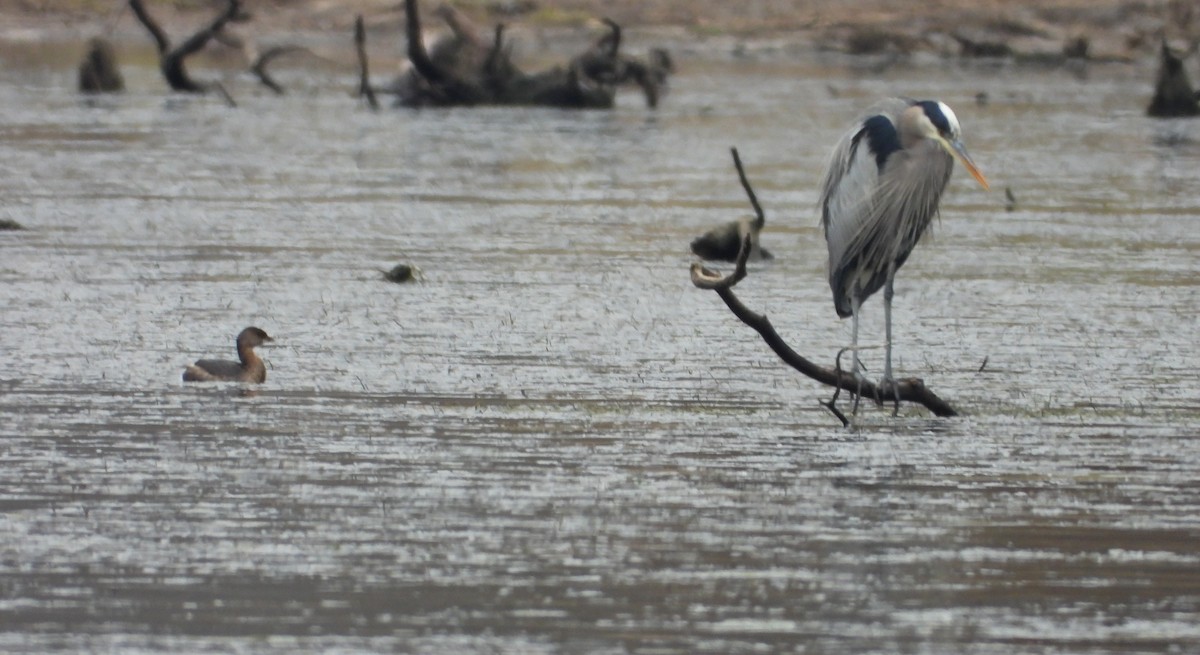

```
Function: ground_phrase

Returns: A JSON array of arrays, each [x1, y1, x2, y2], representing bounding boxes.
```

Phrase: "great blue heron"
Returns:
[[819, 97, 989, 392]]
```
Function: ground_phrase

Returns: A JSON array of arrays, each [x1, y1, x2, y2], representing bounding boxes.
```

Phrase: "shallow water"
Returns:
[[1, 40, 1198, 654]]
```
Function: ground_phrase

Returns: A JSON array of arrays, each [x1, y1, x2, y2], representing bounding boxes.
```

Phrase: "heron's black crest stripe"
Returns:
[[855, 114, 902, 172], [916, 100, 951, 135]]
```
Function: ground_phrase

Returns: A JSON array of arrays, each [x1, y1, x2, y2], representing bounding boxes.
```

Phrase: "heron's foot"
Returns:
[[877, 372, 901, 413], [876, 373, 896, 394], [833, 348, 869, 415]]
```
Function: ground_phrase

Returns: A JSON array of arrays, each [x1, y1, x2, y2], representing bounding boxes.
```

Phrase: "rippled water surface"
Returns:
[[1, 39, 1199, 654]]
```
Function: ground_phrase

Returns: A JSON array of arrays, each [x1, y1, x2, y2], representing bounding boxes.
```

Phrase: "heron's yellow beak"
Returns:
[[942, 137, 990, 191]]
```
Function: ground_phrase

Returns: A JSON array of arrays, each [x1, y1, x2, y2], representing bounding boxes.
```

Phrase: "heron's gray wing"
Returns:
[[819, 99, 912, 237], [821, 102, 909, 316], [820, 119, 885, 265], [830, 140, 955, 316]]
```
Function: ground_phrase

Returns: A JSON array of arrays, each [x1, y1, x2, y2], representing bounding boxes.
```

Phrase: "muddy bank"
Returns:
[[1, 0, 1194, 65]]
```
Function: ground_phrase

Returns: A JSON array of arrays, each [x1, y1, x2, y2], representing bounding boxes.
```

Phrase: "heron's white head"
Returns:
[[909, 100, 990, 191]]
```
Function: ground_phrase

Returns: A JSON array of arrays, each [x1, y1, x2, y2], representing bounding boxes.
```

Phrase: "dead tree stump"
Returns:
[[395, 0, 670, 109], [78, 37, 124, 93], [1148, 40, 1200, 117]]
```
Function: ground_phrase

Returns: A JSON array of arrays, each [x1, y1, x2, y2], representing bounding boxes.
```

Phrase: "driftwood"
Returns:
[[395, 0, 670, 108], [128, 0, 241, 104], [78, 37, 124, 93], [691, 149, 773, 262], [565, 19, 672, 108], [1148, 40, 1200, 117], [400, 0, 491, 105], [690, 148, 959, 424]]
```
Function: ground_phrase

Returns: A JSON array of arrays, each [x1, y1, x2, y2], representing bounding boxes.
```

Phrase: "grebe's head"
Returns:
[[236, 327, 273, 348]]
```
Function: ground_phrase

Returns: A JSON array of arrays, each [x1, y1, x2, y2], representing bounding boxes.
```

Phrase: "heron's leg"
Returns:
[[883, 275, 894, 382], [851, 294, 865, 407], [883, 270, 900, 407]]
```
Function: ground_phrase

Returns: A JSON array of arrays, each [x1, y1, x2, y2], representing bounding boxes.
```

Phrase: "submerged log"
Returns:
[[1148, 40, 1200, 118], [400, 0, 491, 105], [395, 0, 670, 109], [78, 37, 124, 93]]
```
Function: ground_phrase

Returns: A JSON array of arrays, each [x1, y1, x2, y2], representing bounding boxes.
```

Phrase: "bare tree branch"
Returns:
[[691, 148, 959, 421], [403, 0, 485, 103], [209, 81, 237, 108], [128, 0, 242, 96], [171, 0, 242, 63], [731, 147, 764, 232], [602, 17, 621, 57], [484, 23, 506, 82], [691, 148, 772, 261], [250, 45, 305, 95], [354, 16, 380, 109], [128, 0, 169, 55]]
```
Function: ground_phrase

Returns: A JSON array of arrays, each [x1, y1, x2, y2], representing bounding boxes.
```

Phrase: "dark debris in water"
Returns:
[[0, 218, 24, 230], [381, 263, 424, 283]]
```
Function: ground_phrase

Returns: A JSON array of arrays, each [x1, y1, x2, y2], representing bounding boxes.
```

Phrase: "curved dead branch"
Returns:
[[691, 148, 959, 423], [128, 0, 242, 100], [128, 0, 170, 55], [250, 45, 306, 95]]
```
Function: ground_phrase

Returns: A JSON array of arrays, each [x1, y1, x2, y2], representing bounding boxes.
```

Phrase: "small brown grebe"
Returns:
[[182, 327, 273, 383]]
